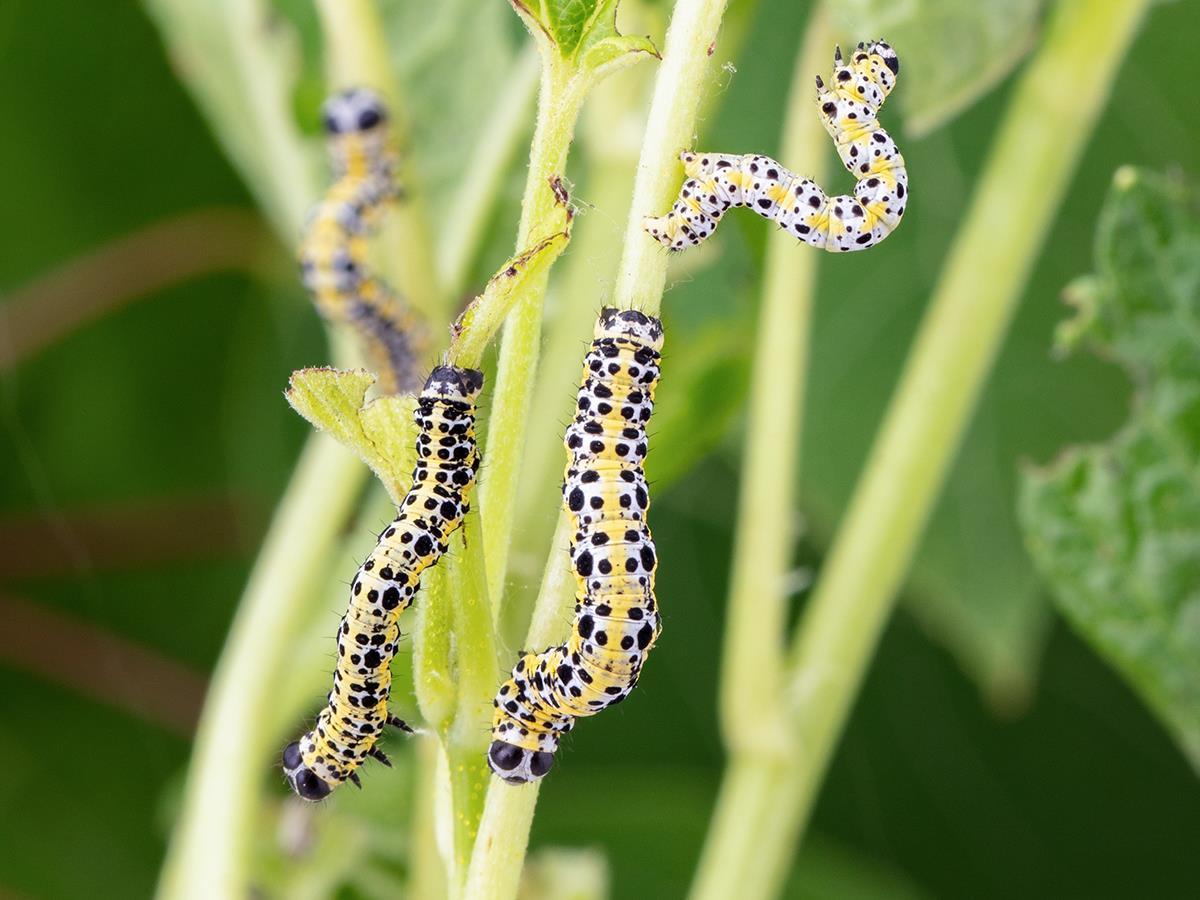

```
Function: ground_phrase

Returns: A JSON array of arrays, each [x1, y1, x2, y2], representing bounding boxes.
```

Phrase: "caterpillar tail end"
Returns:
[[487, 740, 555, 785], [282, 740, 335, 802], [642, 214, 684, 251]]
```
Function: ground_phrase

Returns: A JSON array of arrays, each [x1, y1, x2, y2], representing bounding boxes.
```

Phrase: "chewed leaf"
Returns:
[[828, 0, 1044, 136], [511, 0, 658, 74], [286, 368, 416, 504], [1019, 168, 1200, 771], [450, 220, 573, 366]]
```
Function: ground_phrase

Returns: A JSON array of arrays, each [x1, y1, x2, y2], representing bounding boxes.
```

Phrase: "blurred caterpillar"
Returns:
[[488, 309, 662, 784], [644, 40, 906, 253], [283, 365, 483, 800], [300, 88, 425, 394]]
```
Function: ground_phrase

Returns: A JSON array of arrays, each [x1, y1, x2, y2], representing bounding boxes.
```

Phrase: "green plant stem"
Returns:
[[690, 1, 1149, 897], [715, 6, 831, 755], [462, 3, 730, 897], [315, 0, 443, 322], [478, 55, 584, 608], [441, 510, 501, 886], [503, 64, 648, 639], [438, 46, 541, 297], [610, 0, 731, 315], [157, 435, 368, 899]]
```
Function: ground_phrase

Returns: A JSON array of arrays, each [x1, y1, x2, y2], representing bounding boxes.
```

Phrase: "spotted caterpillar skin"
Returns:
[[283, 366, 483, 800], [487, 309, 663, 784], [300, 88, 424, 394], [644, 41, 906, 253]]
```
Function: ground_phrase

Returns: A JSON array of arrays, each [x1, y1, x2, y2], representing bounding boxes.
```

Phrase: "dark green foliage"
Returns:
[[1020, 168, 1200, 770]]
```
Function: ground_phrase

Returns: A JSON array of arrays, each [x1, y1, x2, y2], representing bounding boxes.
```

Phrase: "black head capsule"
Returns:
[[282, 740, 334, 802]]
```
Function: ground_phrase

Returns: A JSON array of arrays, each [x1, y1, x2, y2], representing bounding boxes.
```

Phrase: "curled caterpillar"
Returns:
[[300, 88, 425, 394], [488, 309, 663, 784], [644, 40, 906, 253], [283, 365, 483, 800]]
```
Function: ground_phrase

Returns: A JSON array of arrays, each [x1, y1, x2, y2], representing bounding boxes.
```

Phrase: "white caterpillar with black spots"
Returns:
[[488, 309, 663, 784], [644, 40, 906, 253]]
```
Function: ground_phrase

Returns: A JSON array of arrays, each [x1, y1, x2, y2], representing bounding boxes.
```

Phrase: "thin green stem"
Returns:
[[478, 55, 584, 608], [503, 68, 648, 639], [690, 2, 1150, 898], [715, 6, 831, 755], [157, 436, 368, 899], [315, 0, 444, 322], [440, 511, 501, 886], [611, 0, 731, 316], [462, 3, 730, 896]]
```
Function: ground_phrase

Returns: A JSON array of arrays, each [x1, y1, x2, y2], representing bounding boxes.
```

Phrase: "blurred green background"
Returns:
[[1, 0, 1198, 897]]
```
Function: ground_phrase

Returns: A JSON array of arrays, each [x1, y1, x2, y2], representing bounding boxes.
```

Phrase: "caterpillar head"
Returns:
[[321, 87, 389, 135], [595, 307, 665, 352], [282, 740, 334, 802], [423, 365, 485, 404], [487, 740, 556, 785], [851, 40, 900, 104]]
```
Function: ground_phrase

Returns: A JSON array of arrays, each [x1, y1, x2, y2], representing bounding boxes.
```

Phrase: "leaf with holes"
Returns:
[[1019, 167, 1200, 771]]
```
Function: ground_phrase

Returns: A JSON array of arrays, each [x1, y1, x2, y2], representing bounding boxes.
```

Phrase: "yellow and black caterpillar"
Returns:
[[644, 41, 906, 253], [488, 309, 663, 784], [300, 88, 424, 394], [283, 365, 483, 800]]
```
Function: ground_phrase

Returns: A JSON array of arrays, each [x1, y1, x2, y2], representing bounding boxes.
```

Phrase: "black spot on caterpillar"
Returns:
[[282, 365, 483, 800], [644, 41, 906, 253], [488, 309, 663, 785], [300, 88, 425, 394]]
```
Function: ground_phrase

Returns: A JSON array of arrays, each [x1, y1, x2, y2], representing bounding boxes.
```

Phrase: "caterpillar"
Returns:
[[644, 40, 906, 253], [488, 309, 663, 784], [283, 365, 483, 800], [300, 88, 425, 394]]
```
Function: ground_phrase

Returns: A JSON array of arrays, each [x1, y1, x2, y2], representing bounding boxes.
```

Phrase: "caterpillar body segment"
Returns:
[[488, 309, 663, 785], [300, 88, 425, 394], [283, 365, 483, 801], [644, 40, 906, 253]]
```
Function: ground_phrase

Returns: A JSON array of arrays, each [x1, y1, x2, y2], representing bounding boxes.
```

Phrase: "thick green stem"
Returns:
[[690, 2, 1149, 898], [315, 0, 444, 321], [715, 6, 831, 755], [462, 3, 730, 897], [478, 56, 584, 608], [157, 436, 368, 899], [441, 511, 501, 886], [611, 0, 731, 315], [503, 65, 648, 639]]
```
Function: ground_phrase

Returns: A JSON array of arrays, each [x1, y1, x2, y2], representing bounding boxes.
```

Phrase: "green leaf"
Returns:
[[285, 367, 416, 504], [511, 0, 659, 69], [449, 222, 574, 367], [827, 0, 1045, 136], [1019, 167, 1200, 771]]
